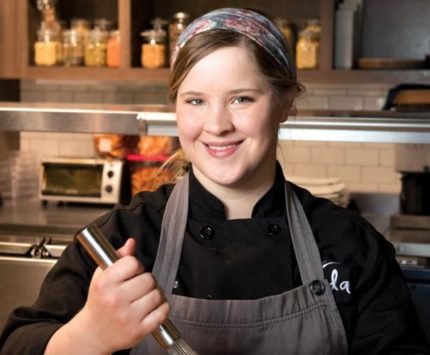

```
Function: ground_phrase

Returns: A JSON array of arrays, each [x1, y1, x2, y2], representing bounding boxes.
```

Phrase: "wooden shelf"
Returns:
[[24, 66, 170, 82], [298, 69, 430, 85], [21, 66, 430, 85], [2, 0, 430, 87]]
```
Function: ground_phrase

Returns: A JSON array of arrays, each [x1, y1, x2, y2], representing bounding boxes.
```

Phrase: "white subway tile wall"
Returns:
[[19, 80, 400, 193]]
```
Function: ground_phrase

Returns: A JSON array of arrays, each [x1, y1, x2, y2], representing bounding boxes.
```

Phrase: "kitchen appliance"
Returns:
[[39, 157, 130, 205], [76, 225, 198, 355], [389, 144, 430, 343]]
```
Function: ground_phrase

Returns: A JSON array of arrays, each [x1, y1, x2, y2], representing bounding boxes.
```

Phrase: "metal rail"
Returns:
[[1, 103, 430, 143]]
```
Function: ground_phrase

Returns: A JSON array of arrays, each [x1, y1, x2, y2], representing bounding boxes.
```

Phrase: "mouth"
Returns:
[[203, 141, 242, 158]]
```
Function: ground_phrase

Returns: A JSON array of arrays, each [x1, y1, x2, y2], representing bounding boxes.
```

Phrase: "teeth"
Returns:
[[207, 144, 236, 151]]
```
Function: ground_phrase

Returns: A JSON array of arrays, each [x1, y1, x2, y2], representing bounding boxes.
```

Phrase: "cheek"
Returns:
[[176, 107, 201, 141]]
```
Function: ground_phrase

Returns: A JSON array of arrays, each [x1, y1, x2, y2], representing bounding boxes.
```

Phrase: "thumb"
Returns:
[[117, 238, 136, 258]]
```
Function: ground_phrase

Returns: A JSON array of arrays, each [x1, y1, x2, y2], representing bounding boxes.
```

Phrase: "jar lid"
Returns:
[[37, 27, 60, 40], [306, 19, 321, 26], [274, 17, 291, 27], [71, 18, 90, 29], [140, 29, 166, 41], [88, 28, 109, 41], [62, 29, 84, 38], [173, 12, 190, 20], [151, 17, 168, 30], [94, 18, 114, 31]]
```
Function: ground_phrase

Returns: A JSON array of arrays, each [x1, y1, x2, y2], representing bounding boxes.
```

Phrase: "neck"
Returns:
[[193, 164, 277, 219]]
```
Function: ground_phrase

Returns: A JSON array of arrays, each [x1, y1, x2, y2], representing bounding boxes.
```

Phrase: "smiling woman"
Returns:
[[0, 7, 428, 355]]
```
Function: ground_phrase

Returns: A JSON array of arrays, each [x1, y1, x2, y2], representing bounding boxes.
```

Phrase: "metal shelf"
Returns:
[[1, 103, 430, 143]]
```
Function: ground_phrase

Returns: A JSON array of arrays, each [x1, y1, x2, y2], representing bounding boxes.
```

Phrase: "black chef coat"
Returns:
[[0, 163, 428, 355]]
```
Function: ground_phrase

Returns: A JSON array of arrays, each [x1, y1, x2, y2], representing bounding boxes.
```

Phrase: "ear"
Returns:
[[277, 92, 295, 124]]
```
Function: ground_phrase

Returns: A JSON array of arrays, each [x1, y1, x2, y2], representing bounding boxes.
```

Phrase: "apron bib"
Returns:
[[131, 174, 348, 354]]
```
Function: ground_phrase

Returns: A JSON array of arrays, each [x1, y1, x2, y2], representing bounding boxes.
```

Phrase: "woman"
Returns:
[[0, 8, 428, 355]]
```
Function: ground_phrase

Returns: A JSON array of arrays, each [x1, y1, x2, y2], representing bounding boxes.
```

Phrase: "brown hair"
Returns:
[[169, 29, 304, 103]]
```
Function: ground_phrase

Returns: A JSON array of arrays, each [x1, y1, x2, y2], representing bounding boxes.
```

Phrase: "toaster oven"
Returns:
[[39, 158, 130, 205]]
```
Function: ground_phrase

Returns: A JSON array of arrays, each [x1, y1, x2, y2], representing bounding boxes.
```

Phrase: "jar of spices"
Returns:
[[275, 17, 295, 52], [34, 27, 61, 66], [84, 29, 108, 67], [168, 12, 190, 58], [140, 29, 167, 69], [296, 29, 320, 69], [107, 30, 120, 68], [62, 29, 84, 66]]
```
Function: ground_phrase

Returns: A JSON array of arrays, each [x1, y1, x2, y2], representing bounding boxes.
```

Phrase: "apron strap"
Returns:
[[284, 182, 325, 283], [152, 174, 189, 293]]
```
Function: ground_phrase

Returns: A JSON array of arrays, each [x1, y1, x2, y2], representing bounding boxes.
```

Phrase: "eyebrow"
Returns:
[[179, 88, 263, 97]]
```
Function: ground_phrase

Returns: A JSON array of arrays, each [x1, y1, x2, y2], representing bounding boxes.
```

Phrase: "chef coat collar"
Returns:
[[188, 162, 286, 220]]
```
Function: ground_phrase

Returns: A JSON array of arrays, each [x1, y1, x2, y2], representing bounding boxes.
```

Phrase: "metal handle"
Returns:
[[76, 224, 181, 349]]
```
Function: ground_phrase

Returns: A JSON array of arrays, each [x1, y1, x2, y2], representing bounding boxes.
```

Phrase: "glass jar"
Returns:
[[34, 28, 61, 66], [296, 29, 320, 69], [62, 29, 84, 66], [107, 30, 120, 68], [140, 30, 167, 69], [305, 19, 322, 38], [84, 29, 108, 67], [275, 18, 295, 52], [168, 12, 190, 58], [71, 18, 90, 45], [94, 18, 114, 31]]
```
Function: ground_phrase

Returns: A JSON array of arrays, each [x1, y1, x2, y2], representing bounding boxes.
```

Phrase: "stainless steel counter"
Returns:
[[0, 199, 110, 238], [1, 103, 430, 143]]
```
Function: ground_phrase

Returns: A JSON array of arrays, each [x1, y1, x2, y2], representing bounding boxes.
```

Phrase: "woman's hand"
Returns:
[[45, 238, 170, 355]]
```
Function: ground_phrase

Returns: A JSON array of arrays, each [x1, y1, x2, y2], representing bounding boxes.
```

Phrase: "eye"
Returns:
[[232, 96, 254, 104], [186, 98, 205, 105]]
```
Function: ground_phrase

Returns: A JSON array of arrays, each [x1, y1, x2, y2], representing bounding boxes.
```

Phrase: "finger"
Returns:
[[119, 272, 159, 302], [133, 287, 169, 324], [117, 238, 136, 257], [139, 301, 170, 334], [104, 255, 145, 283]]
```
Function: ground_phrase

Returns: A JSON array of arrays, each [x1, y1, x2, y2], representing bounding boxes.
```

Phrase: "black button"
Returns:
[[268, 224, 282, 236], [105, 185, 113, 193], [199, 226, 215, 240], [107, 170, 114, 178], [309, 280, 325, 296]]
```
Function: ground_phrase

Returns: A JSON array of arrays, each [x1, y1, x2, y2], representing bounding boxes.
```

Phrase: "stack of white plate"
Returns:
[[287, 176, 349, 207]]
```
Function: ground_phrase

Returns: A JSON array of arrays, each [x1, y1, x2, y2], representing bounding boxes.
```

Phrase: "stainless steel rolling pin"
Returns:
[[76, 224, 198, 355]]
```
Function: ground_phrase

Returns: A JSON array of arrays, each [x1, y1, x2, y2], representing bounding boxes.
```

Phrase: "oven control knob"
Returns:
[[107, 170, 114, 178], [105, 185, 113, 193]]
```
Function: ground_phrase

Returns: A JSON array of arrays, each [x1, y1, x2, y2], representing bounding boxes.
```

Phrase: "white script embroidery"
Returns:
[[322, 261, 351, 295]]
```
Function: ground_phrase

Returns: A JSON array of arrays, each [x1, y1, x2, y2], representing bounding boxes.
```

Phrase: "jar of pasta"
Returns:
[[84, 29, 108, 67], [296, 19, 321, 70], [296, 29, 320, 69], [62, 29, 84, 66], [107, 30, 120, 68], [34, 27, 61, 66], [140, 29, 167, 69], [168, 12, 190, 58]]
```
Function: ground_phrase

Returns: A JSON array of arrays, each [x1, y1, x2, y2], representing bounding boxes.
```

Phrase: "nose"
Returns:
[[203, 104, 234, 135]]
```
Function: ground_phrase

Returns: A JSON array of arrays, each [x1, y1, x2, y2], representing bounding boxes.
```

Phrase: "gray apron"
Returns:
[[132, 174, 348, 354]]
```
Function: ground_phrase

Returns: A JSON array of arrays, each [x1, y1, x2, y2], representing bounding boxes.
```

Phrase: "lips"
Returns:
[[203, 141, 242, 158]]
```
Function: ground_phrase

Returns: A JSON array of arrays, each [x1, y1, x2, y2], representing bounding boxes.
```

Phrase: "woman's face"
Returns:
[[176, 45, 290, 190]]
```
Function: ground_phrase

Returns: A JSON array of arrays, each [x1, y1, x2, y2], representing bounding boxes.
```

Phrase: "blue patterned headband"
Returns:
[[171, 8, 295, 78]]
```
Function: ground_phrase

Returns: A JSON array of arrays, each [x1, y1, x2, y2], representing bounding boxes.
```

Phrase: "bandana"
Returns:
[[170, 8, 295, 78]]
